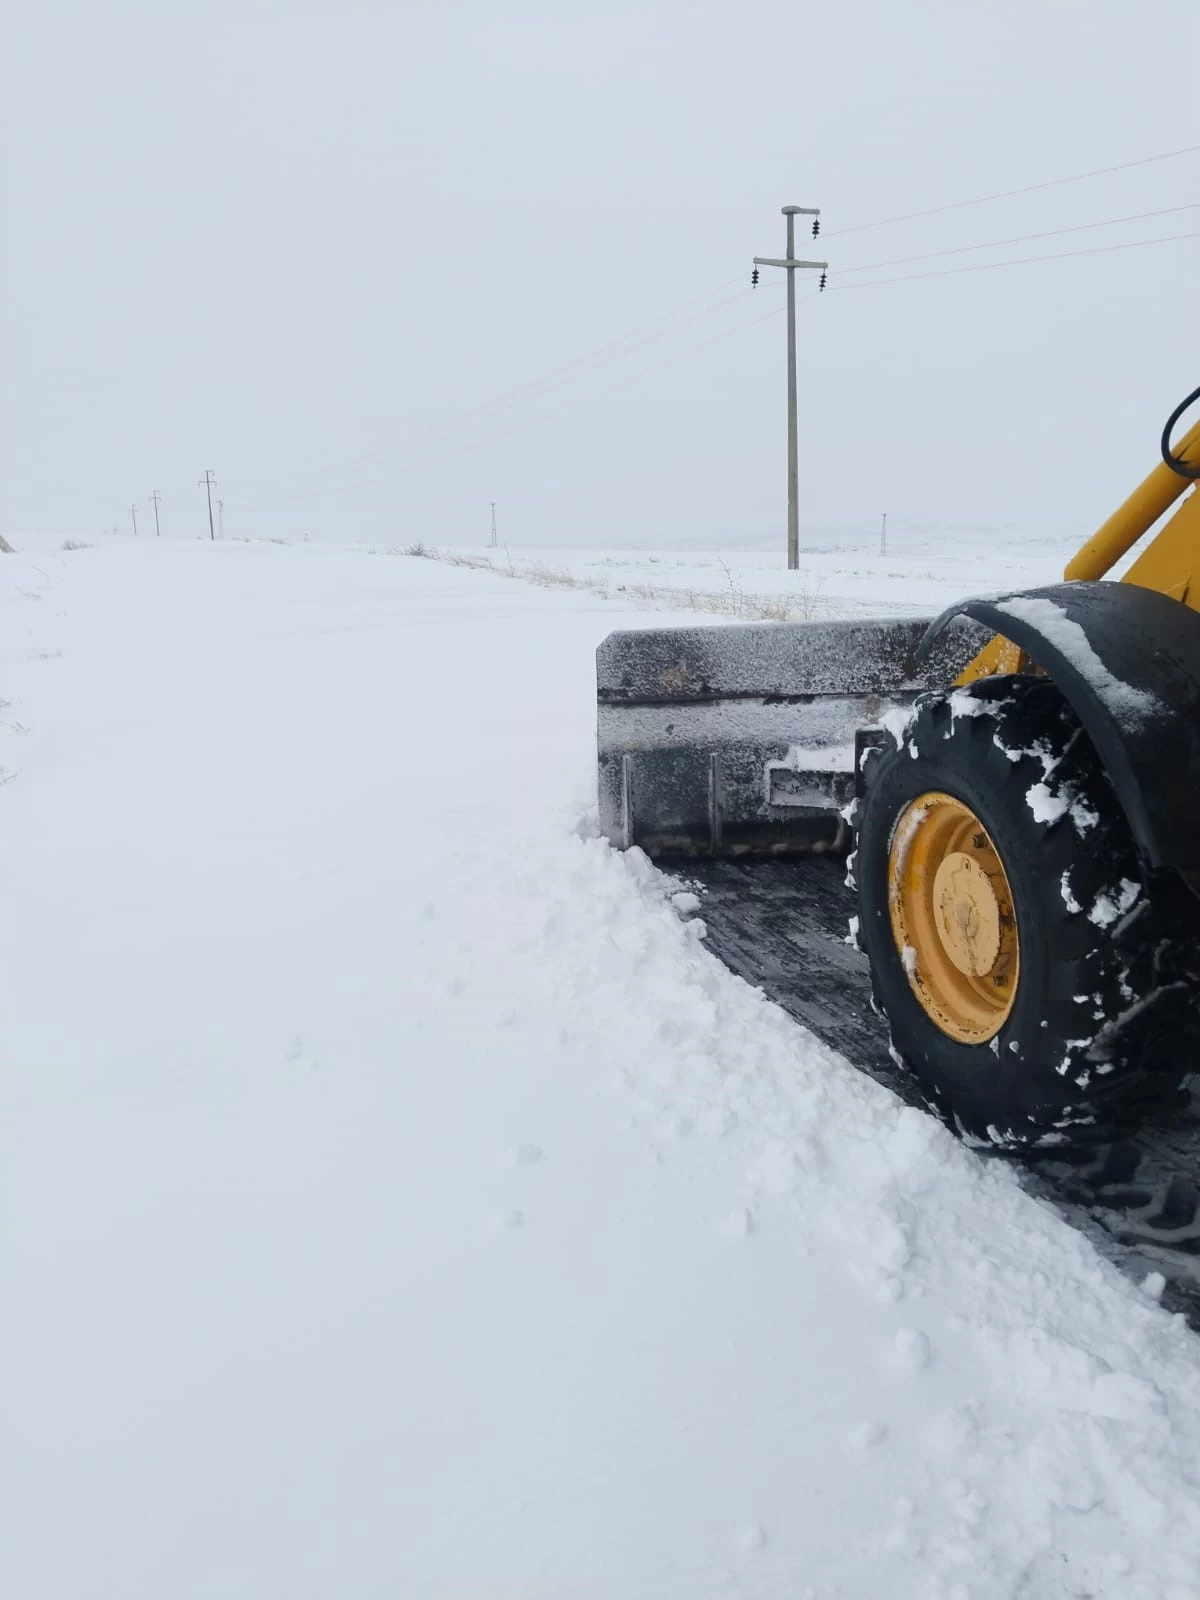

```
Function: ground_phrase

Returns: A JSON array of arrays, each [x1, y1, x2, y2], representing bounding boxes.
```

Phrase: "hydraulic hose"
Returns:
[[1161, 383, 1200, 479]]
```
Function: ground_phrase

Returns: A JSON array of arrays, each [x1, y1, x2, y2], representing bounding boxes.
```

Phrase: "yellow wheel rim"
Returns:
[[887, 791, 1020, 1044]]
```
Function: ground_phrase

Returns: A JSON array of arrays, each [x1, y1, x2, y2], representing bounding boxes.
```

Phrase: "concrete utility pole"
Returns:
[[880, 511, 887, 557], [754, 207, 827, 569], [490, 501, 498, 548], [130, 503, 139, 537], [150, 489, 162, 538], [199, 470, 217, 541], [218, 498, 225, 540]]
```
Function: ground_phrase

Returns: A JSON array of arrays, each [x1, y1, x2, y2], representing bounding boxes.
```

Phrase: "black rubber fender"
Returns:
[[919, 581, 1200, 873]]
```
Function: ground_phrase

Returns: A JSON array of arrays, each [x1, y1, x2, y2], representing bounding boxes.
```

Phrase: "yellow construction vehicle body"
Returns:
[[957, 413, 1200, 687]]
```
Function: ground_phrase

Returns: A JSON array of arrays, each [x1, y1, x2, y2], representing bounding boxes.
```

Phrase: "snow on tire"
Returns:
[[855, 675, 1200, 1148]]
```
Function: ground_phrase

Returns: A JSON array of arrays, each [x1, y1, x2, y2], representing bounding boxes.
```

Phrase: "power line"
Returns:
[[377, 223, 1194, 471], [398, 296, 800, 472], [460, 150, 1198, 414], [237, 224, 1193, 512], [377, 296, 806, 477], [406, 152, 1198, 462], [517, 271, 749, 387], [237, 278, 783, 512], [465, 148, 1198, 416], [246, 231, 1197, 513], [382, 276, 760, 449], [249, 300, 803, 516], [471, 284, 766, 415], [443, 231, 1189, 454], [234, 271, 757, 498], [837, 203, 1200, 275], [257, 145, 1199, 500], [826, 142, 1200, 238], [320, 223, 1195, 487], [233, 144, 1200, 512], [826, 228, 1200, 293], [595, 294, 811, 396]]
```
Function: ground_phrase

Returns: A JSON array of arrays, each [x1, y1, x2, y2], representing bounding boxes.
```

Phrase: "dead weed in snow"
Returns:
[[400, 544, 836, 623]]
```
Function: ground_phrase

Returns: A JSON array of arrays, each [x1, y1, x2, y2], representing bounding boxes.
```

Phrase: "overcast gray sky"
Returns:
[[3, 0, 1197, 548]]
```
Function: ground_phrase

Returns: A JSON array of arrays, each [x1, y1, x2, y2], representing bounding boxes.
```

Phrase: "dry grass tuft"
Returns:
[[398, 544, 838, 622]]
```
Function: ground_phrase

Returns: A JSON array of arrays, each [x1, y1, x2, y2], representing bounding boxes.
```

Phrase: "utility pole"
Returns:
[[199, 470, 217, 541], [130, 503, 139, 537], [150, 489, 162, 538], [880, 511, 887, 557], [754, 206, 827, 569], [490, 501, 498, 548], [217, 498, 225, 540]]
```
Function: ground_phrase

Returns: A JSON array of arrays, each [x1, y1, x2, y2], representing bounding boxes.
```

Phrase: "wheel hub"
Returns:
[[932, 850, 1002, 976], [888, 792, 1019, 1043]]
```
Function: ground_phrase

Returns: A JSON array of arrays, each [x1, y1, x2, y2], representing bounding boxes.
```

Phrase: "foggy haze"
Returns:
[[4, 0, 1197, 550]]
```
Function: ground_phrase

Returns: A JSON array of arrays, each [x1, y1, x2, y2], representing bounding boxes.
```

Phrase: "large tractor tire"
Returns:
[[854, 676, 1200, 1148]]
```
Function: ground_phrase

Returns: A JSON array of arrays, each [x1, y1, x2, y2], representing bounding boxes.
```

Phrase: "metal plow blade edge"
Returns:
[[597, 614, 986, 858]]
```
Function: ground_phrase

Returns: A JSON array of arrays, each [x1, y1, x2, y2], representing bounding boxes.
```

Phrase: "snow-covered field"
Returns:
[[3, 536, 1200, 1600], [404, 532, 1087, 624]]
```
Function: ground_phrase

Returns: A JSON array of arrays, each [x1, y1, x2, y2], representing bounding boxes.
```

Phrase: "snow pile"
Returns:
[[1089, 877, 1142, 929], [1026, 779, 1072, 825], [2, 541, 1200, 1600]]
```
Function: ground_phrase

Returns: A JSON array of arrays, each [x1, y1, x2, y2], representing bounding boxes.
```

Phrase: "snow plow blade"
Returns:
[[597, 616, 985, 857]]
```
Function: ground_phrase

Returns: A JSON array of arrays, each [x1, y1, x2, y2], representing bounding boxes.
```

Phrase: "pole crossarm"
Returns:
[[753, 257, 828, 270]]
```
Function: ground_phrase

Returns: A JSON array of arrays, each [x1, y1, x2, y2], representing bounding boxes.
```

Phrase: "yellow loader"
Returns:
[[596, 387, 1200, 1148]]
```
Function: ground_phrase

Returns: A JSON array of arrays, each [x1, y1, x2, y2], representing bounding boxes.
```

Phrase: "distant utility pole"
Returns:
[[754, 206, 827, 570], [199, 470, 217, 541], [130, 503, 139, 537], [880, 511, 887, 557], [150, 489, 162, 538], [217, 498, 225, 540], [490, 501, 498, 548]]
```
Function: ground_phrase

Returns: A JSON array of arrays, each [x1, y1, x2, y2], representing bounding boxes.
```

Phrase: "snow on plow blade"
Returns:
[[597, 616, 985, 858]]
